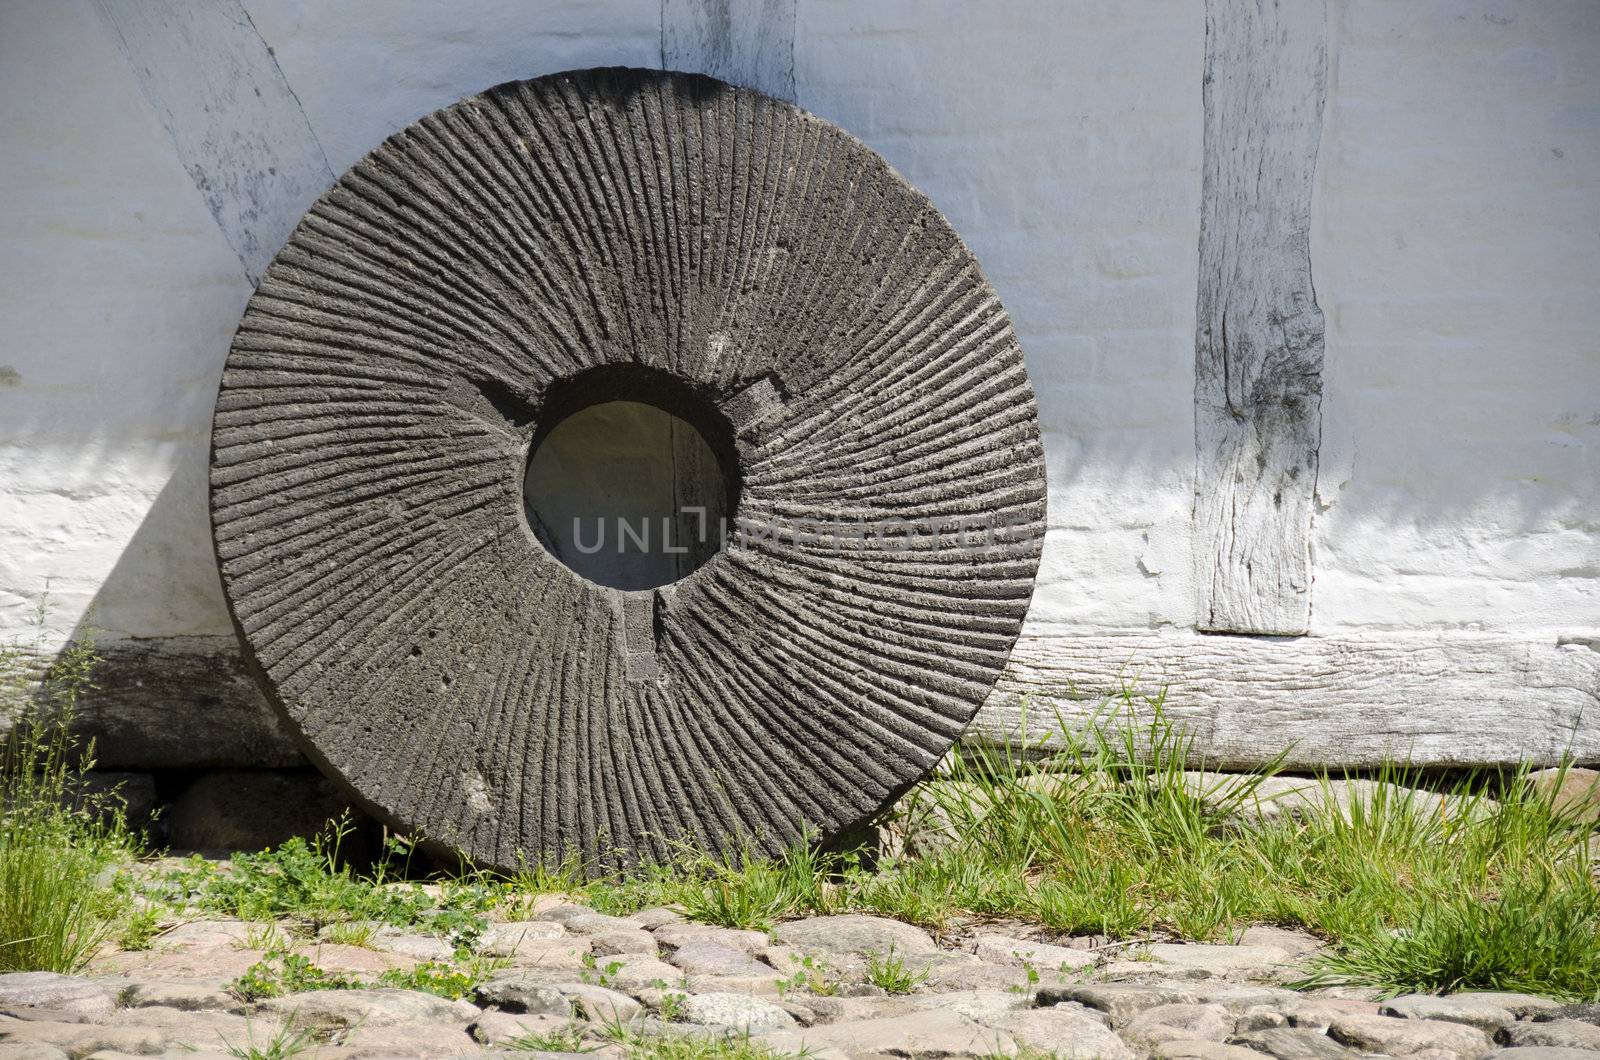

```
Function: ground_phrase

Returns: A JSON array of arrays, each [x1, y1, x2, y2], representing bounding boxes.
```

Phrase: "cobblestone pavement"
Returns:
[[2, 906, 1595, 1058]]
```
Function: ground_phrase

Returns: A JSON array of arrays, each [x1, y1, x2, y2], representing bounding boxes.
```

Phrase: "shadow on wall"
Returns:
[[58, 468, 305, 770], [5, 0, 1598, 777]]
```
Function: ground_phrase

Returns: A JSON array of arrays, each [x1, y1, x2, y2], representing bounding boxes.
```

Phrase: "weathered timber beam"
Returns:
[[662, 0, 797, 103], [93, 0, 334, 285], [1193, 0, 1328, 634], [970, 632, 1600, 770]]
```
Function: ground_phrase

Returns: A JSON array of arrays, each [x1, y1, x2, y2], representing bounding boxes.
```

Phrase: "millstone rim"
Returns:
[[211, 68, 1047, 872]]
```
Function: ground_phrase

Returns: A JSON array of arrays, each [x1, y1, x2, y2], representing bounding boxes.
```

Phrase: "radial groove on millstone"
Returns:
[[211, 67, 1048, 871]]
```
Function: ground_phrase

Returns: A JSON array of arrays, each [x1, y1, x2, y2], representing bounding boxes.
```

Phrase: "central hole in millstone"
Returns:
[[522, 370, 737, 591]]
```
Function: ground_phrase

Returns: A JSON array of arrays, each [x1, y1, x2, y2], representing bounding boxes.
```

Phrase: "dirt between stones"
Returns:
[[2, 905, 1583, 1058]]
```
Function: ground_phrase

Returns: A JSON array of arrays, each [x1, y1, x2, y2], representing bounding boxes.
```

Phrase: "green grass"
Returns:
[[507, 1022, 597, 1053], [147, 822, 497, 949], [322, 920, 377, 948], [598, 1023, 809, 1060], [550, 689, 1599, 1001], [179, 685, 1591, 1002], [221, 1020, 319, 1059], [864, 944, 929, 995], [0, 611, 139, 972], [227, 935, 501, 1000], [7, 609, 1596, 1005]]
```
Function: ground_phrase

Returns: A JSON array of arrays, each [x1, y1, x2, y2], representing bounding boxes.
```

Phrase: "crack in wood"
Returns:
[[1193, 0, 1328, 636]]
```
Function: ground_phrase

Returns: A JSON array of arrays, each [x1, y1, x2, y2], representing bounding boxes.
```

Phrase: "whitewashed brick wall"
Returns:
[[1, 0, 1595, 767]]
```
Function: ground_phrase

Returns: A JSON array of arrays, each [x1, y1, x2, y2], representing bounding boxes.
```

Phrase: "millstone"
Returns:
[[210, 68, 1046, 871]]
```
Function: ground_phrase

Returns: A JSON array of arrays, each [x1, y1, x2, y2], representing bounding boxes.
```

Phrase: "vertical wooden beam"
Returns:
[[1193, 0, 1328, 635], [93, 0, 334, 286], [670, 421, 727, 580], [661, 0, 797, 103]]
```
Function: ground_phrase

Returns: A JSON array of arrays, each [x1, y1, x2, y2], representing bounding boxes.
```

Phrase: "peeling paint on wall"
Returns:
[[92, 0, 335, 285], [662, 0, 797, 103]]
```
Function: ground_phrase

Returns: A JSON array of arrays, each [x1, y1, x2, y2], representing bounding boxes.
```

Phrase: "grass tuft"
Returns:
[[864, 944, 929, 995], [221, 1020, 319, 1059], [597, 1022, 809, 1060], [7, 614, 1596, 1007], [0, 609, 138, 972], [506, 1022, 596, 1053], [548, 688, 1599, 1001]]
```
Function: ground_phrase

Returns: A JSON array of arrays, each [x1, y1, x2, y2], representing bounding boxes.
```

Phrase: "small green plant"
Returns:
[[378, 959, 478, 999], [118, 905, 161, 951], [865, 944, 929, 995], [222, 1019, 320, 1059], [599, 1021, 808, 1060], [580, 949, 626, 988], [323, 921, 376, 948], [230, 948, 362, 1000], [242, 921, 289, 951], [657, 990, 688, 1021], [508, 1021, 596, 1053], [0, 611, 137, 972], [776, 953, 836, 998], [1007, 958, 1041, 994], [147, 815, 496, 951], [1058, 958, 1094, 984], [648, 978, 689, 1020]]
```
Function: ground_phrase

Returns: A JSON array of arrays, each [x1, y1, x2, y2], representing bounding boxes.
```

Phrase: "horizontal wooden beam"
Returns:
[[972, 632, 1600, 769], [11, 630, 1596, 772]]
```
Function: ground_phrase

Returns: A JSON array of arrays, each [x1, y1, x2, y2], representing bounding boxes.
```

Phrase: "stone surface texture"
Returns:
[[209, 67, 1046, 871], [5, 898, 1582, 1058], [0, 972, 117, 1022], [772, 914, 939, 958], [681, 991, 796, 1033], [3, 3, 1599, 777], [1529, 768, 1600, 824]]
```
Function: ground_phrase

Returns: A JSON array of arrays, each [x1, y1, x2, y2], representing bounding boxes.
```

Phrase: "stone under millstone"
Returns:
[[210, 67, 1047, 872]]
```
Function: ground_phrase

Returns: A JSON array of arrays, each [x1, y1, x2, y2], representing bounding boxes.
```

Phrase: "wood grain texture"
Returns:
[[671, 418, 727, 579], [971, 632, 1600, 769], [1193, 0, 1327, 635], [93, 0, 334, 285], [25, 630, 1595, 774], [662, 0, 796, 103]]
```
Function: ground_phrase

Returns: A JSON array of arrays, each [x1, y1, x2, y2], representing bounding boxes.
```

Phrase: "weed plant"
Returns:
[[0, 610, 137, 972], [570, 690, 1599, 1000], [8, 622, 1595, 1004]]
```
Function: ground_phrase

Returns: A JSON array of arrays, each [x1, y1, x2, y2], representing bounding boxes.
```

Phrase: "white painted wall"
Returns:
[[1312, 0, 1600, 633], [798, 0, 1206, 636], [1, 0, 1596, 758]]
